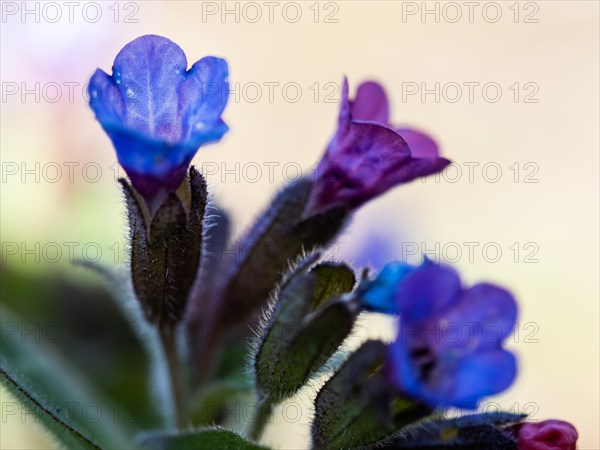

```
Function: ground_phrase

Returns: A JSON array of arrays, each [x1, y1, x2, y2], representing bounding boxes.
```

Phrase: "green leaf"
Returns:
[[312, 341, 431, 450], [255, 264, 357, 401], [255, 275, 314, 399], [0, 306, 134, 449], [0, 359, 101, 450], [310, 263, 356, 310], [285, 299, 357, 382], [218, 178, 349, 325], [0, 266, 160, 429], [139, 427, 269, 450], [190, 378, 253, 427]]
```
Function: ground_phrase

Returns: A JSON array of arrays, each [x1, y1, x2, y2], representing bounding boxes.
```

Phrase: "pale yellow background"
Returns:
[[1, 1, 598, 448]]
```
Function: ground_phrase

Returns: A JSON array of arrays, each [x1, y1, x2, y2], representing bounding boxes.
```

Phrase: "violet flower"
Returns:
[[88, 35, 229, 198], [305, 79, 450, 215]]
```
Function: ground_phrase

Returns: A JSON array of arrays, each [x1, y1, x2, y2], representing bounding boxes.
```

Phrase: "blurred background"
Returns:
[[1, 1, 598, 448]]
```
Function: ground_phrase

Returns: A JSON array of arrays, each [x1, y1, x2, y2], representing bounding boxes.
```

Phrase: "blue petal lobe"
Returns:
[[361, 261, 413, 314], [89, 68, 125, 130], [180, 56, 230, 146], [443, 350, 517, 408], [397, 263, 462, 322], [441, 283, 518, 351], [388, 332, 423, 398]]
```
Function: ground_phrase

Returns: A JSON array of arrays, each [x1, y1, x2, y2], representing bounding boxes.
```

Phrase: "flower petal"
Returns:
[[104, 128, 193, 196], [350, 81, 390, 124], [307, 79, 450, 214], [441, 283, 517, 351], [429, 350, 517, 409], [518, 420, 578, 450], [397, 263, 462, 323], [180, 56, 230, 146], [396, 128, 440, 158], [361, 261, 414, 314], [328, 77, 352, 157], [388, 157, 451, 184], [308, 120, 412, 212], [112, 34, 188, 142], [88, 35, 230, 197], [387, 332, 423, 399], [89, 68, 125, 130]]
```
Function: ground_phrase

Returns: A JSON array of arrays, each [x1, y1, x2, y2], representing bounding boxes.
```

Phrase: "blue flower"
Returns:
[[88, 35, 229, 198], [361, 260, 518, 409], [360, 261, 414, 314]]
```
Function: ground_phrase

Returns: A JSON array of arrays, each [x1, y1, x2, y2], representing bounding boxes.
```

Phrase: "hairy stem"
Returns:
[[158, 326, 188, 430]]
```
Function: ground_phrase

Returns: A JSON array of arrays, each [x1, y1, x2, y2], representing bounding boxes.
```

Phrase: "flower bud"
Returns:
[[516, 420, 578, 450]]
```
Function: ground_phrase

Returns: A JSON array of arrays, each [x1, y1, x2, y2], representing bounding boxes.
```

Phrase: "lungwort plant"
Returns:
[[1, 35, 578, 450]]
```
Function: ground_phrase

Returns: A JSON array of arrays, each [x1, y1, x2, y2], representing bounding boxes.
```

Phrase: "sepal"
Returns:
[[122, 166, 207, 328]]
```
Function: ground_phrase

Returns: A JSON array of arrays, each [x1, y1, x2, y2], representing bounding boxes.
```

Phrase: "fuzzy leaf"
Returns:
[[285, 299, 357, 383], [218, 178, 349, 325], [255, 263, 357, 400], [147, 192, 189, 324], [0, 266, 160, 429], [139, 428, 269, 450], [201, 206, 231, 279], [255, 275, 314, 399], [190, 381, 252, 426], [312, 340, 431, 449], [310, 263, 356, 310], [0, 359, 101, 450], [0, 307, 133, 449]]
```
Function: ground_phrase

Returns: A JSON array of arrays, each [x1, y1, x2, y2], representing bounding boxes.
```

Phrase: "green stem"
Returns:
[[189, 322, 222, 388], [158, 326, 188, 430], [249, 396, 275, 442]]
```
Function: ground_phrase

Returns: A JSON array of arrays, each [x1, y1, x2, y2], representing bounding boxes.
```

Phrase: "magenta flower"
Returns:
[[515, 420, 578, 450], [305, 79, 450, 215]]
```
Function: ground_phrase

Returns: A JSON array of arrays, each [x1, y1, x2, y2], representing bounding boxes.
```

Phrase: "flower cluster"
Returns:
[[0, 34, 577, 450], [85, 34, 577, 449]]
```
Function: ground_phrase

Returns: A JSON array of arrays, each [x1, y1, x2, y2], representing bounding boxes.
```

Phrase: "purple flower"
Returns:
[[305, 79, 450, 215], [350, 81, 440, 158], [89, 35, 229, 198], [362, 260, 518, 409]]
